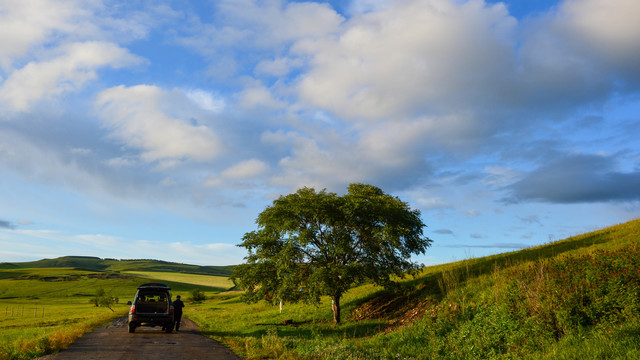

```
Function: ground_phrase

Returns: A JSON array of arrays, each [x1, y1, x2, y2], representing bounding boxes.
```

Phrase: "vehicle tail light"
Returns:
[[129, 305, 135, 314], [170, 305, 174, 314]]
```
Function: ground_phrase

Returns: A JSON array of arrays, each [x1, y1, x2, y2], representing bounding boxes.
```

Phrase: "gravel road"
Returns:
[[37, 317, 243, 360]]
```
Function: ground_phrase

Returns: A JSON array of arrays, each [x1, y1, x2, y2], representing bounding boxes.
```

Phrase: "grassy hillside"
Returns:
[[0, 256, 234, 277], [185, 218, 640, 359]]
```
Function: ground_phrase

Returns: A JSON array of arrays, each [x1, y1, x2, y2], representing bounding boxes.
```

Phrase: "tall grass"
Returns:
[[0, 305, 124, 360]]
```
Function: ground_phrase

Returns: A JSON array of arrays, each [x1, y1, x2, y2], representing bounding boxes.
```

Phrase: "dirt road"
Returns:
[[38, 317, 243, 360]]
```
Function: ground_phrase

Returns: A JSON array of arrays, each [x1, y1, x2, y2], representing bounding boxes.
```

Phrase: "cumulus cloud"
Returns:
[[507, 154, 640, 204], [214, 0, 342, 46], [559, 0, 640, 74], [296, 0, 517, 121], [95, 85, 224, 167], [177, 0, 343, 79], [0, 41, 142, 111], [0, 0, 81, 68]]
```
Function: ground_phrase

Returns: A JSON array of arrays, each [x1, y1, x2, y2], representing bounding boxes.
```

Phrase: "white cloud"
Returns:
[[221, 159, 269, 180], [204, 159, 269, 188], [296, 0, 517, 120], [95, 85, 224, 166], [0, 41, 142, 111], [255, 57, 302, 77], [0, 0, 82, 68], [238, 84, 286, 109], [216, 0, 343, 46], [185, 89, 225, 112], [1, 228, 245, 266], [560, 0, 640, 67], [168, 242, 244, 265]]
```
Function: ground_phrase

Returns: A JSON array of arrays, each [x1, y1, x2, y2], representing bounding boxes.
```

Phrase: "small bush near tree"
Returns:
[[190, 288, 206, 302]]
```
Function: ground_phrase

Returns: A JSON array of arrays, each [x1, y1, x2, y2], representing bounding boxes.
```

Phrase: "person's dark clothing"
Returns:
[[173, 298, 185, 331]]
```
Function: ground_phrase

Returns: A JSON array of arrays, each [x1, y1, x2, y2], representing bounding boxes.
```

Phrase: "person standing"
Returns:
[[173, 295, 185, 331]]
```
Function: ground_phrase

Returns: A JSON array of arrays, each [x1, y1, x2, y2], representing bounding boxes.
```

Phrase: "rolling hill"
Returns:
[[0, 256, 234, 277]]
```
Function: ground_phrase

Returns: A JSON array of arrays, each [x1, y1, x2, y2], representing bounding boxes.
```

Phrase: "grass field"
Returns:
[[0, 268, 232, 359], [123, 271, 235, 291], [1, 219, 639, 359]]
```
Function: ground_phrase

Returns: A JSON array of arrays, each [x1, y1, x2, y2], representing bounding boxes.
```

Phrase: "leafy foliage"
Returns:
[[89, 288, 118, 311], [232, 183, 432, 323], [190, 288, 206, 302]]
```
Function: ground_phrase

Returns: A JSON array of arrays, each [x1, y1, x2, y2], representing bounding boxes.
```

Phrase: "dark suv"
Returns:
[[128, 283, 174, 333]]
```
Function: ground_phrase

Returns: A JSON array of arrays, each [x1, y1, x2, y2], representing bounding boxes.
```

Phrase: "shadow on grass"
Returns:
[[200, 319, 388, 340]]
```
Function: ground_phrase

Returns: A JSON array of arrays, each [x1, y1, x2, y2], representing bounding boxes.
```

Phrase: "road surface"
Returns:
[[38, 317, 243, 360]]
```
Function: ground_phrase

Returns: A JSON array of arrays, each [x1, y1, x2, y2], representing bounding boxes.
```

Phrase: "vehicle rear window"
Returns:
[[138, 292, 168, 302]]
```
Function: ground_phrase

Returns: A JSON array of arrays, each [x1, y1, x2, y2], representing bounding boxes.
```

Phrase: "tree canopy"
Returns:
[[231, 183, 432, 324]]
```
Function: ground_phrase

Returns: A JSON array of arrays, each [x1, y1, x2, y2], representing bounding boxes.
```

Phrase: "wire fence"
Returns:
[[3, 306, 45, 317]]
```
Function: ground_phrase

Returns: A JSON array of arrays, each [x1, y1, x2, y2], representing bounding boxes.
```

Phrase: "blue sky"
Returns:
[[1, 0, 639, 266]]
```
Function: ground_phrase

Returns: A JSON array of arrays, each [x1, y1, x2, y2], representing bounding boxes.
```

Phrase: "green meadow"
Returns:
[[1, 219, 639, 359], [123, 271, 235, 290], [0, 268, 232, 360]]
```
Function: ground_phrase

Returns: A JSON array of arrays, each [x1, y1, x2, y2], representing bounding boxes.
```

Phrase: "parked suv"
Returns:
[[128, 283, 174, 333]]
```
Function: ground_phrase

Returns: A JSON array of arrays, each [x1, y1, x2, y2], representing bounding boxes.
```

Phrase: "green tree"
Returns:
[[90, 288, 118, 311], [232, 183, 432, 324]]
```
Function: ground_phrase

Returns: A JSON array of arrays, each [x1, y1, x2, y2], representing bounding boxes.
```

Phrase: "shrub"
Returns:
[[89, 288, 118, 311], [190, 288, 206, 302]]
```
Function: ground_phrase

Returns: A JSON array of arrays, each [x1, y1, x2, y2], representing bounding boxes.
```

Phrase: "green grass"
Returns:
[[0, 268, 136, 359], [0, 268, 232, 359], [1, 219, 639, 359], [0, 257, 234, 277], [183, 218, 640, 359], [123, 271, 235, 290]]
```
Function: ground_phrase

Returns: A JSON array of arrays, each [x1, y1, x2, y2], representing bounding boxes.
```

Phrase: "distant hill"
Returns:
[[0, 256, 234, 276]]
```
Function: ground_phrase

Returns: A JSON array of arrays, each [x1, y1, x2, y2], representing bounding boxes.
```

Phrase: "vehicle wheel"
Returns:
[[165, 323, 173, 333], [128, 324, 136, 333]]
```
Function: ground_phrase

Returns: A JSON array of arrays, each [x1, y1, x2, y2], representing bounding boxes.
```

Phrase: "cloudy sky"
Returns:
[[1, 0, 639, 266]]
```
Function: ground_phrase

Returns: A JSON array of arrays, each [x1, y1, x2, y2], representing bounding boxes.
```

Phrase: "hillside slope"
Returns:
[[184, 218, 640, 360], [0, 256, 234, 276], [345, 218, 640, 359]]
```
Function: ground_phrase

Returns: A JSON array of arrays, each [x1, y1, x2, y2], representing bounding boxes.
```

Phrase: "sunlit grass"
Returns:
[[123, 271, 234, 290], [0, 300, 128, 360]]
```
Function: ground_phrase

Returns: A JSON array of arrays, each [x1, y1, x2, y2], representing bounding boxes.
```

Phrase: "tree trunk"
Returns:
[[332, 294, 341, 324]]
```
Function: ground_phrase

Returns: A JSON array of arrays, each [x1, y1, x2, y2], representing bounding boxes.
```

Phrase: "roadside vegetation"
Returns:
[[1, 219, 638, 359]]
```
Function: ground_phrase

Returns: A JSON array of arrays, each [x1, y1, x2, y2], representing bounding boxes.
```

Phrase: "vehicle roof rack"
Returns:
[[137, 283, 171, 290]]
